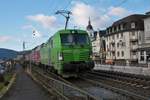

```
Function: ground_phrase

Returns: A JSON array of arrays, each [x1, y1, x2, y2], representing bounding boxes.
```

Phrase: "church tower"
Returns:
[[86, 17, 94, 41]]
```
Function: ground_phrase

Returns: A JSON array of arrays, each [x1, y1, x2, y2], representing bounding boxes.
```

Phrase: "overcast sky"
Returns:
[[0, 0, 150, 51]]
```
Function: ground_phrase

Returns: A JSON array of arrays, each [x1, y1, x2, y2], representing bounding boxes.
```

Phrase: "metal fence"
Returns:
[[32, 68, 96, 100]]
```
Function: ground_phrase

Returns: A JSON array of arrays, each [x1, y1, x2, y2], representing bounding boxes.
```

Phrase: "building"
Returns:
[[86, 18, 94, 41], [86, 18, 106, 63], [92, 30, 106, 63], [105, 14, 146, 65], [138, 12, 150, 64]]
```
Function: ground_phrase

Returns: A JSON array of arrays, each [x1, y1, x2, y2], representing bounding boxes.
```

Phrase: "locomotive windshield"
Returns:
[[61, 34, 89, 46]]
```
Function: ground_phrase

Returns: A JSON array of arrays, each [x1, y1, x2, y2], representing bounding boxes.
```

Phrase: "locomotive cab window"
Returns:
[[60, 34, 75, 45], [75, 34, 89, 45], [60, 34, 89, 45]]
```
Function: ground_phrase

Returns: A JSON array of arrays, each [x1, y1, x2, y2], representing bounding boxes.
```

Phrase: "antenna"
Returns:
[[55, 10, 72, 30]]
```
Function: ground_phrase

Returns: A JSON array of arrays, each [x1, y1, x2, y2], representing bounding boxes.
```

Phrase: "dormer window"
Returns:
[[116, 26, 119, 31], [121, 24, 123, 30], [118, 24, 121, 30], [131, 22, 135, 29]]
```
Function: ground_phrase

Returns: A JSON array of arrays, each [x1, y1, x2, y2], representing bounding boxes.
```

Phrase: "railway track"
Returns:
[[82, 70, 150, 100], [66, 77, 132, 100], [31, 67, 96, 100], [32, 67, 133, 100], [31, 66, 150, 100], [93, 70, 150, 89]]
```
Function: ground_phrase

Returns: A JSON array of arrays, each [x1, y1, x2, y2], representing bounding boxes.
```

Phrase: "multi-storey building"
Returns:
[[92, 30, 106, 63], [86, 18, 106, 63], [105, 14, 146, 65], [138, 12, 150, 64]]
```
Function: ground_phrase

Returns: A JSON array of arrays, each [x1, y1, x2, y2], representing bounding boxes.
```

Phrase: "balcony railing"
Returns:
[[130, 36, 138, 41], [110, 47, 115, 52], [131, 55, 138, 60], [130, 45, 138, 51], [110, 40, 115, 44]]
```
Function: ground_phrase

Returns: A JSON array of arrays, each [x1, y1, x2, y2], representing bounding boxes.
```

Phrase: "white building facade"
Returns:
[[105, 14, 145, 65], [92, 31, 106, 62], [138, 12, 150, 64]]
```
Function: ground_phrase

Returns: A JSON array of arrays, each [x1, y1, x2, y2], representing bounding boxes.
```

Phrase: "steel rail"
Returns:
[[90, 71, 150, 89], [82, 73, 149, 100], [32, 68, 97, 100]]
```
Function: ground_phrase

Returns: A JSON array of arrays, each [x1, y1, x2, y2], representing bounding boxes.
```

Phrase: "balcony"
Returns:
[[110, 47, 115, 52], [112, 56, 116, 59], [130, 36, 138, 41], [131, 55, 138, 60], [130, 45, 138, 51], [110, 40, 115, 44]]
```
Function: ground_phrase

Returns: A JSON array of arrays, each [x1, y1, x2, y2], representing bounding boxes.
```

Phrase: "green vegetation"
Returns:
[[0, 73, 13, 91]]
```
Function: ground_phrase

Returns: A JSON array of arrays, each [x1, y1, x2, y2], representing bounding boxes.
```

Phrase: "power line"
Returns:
[[115, 0, 128, 7], [63, 0, 73, 10]]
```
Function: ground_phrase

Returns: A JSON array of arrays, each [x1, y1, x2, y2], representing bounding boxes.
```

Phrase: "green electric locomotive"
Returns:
[[40, 29, 94, 77]]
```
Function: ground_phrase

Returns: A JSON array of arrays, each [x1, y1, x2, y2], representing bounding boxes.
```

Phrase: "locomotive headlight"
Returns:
[[58, 52, 63, 61], [90, 52, 93, 59], [90, 55, 93, 59]]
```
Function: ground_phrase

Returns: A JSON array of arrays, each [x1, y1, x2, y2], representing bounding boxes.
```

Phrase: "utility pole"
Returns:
[[22, 41, 26, 69], [55, 10, 72, 30], [23, 41, 26, 51]]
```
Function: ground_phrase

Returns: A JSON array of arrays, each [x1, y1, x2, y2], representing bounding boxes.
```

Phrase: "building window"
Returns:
[[121, 33, 123, 38], [141, 51, 144, 55], [132, 41, 136, 45], [146, 25, 150, 31], [132, 31, 135, 36], [117, 43, 119, 48], [116, 26, 119, 31], [112, 27, 114, 32], [112, 52, 115, 56], [117, 34, 119, 38], [131, 22, 135, 29], [123, 23, 126, 29], [141, 56, 144, 61], [121, 24, 123, 30], [112, 35, 114, 39], [121, 51, 124, 57], [140, 51, 145, 61], [112, 43, 115, 47], [110, 28, 112, 33], [118, 24, 121, 30], [114, 27, 116, 32], [139, 34, 142, 41], [117, 51, 120, 57], [132, 52, 136, 55]]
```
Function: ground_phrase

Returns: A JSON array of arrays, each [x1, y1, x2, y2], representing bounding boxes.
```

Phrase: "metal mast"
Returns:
[[23, 41, 26, 51], [55, 10, 72, 30]]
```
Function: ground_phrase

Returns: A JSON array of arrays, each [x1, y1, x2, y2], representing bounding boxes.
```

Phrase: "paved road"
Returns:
[[2, 64, 51, 100]]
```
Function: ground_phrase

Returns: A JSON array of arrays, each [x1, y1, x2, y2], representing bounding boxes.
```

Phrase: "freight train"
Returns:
[[24, 29, 94, 77]]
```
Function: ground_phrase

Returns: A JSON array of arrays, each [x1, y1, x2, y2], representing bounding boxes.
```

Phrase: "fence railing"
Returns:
[[32, 68, 97, 100]]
